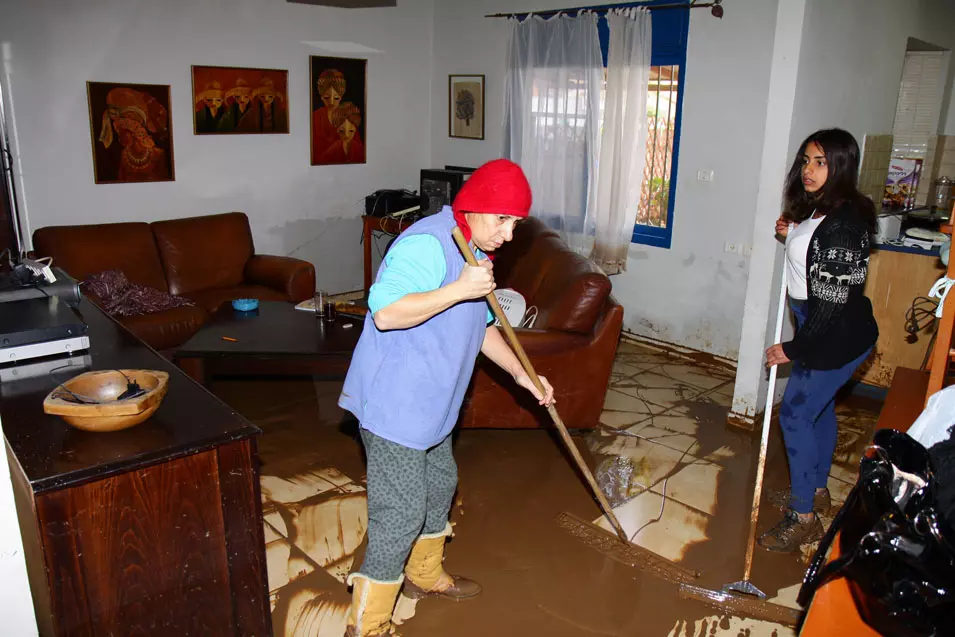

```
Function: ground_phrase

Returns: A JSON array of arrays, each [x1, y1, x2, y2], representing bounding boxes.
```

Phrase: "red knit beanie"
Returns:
[[451, 159, 532, 242]]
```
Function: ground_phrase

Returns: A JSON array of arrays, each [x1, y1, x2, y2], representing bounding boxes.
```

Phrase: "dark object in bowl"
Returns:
[[43, 369, 169, 432]]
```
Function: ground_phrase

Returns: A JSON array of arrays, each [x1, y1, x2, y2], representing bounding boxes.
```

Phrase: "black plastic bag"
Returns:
[[798, 429, 955, 637]]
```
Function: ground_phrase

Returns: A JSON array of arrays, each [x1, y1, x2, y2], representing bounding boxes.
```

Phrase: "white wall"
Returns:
[[0, 435, 38, 636], [730, 0, 806, 424], [789, 0, 955, 159], [0, 0, 436, 294], [431, 0, 780, 359]]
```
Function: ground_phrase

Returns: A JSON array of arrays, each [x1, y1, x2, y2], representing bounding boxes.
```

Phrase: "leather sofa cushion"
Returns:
[[118, 305, 209, 351], [185, 285, 288, 314], [495, 218, 611, 334], [32, 222, 168, 292], [152, 212, 254, 296]]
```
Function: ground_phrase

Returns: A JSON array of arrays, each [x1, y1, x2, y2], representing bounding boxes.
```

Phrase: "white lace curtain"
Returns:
[[503, 13, 602, 257], [591, 8, 652, 274], [503, 9, 652, 274]]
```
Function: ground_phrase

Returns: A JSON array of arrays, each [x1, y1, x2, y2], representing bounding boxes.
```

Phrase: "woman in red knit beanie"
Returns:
[[338, 158, 553, 636]]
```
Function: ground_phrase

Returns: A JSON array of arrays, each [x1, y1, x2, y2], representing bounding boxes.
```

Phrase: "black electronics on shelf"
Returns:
[[420, 168, 470, 216], [364, 189, 426, 217]]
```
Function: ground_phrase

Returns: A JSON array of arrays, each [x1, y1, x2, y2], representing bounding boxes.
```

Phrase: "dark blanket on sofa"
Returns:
[[84, 270, 195, 317]]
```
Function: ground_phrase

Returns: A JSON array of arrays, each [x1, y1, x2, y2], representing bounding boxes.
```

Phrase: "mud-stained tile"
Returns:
[[261, 471, 339, 504], [603, 389, 667, 415], [613, 356, 660, 377], [701, 444, 738, 465], [609, 370, 642, 391], [261, 467, 360, 504], [667, 615, 796, 637], [287, 549, 317, 584], [265, 511, 289, 539], [643, 413, 701, 436], [826, 474, 854, 505], [655, 363, 732, 391], [323, 556, 354, 583], [314, 467, 355, 487], [591, 436, 690, 491], [768, 582, 804, 610], [700, 386, 734, 408], [286, 492, 368, 570], [282, 588, 349, 636], [266, 534, 292, 593], [828, 460, 860, 484], [623, 423, 701, 456], [599, 409, 651, 429], [612, 371, 708, 408], [650, 459, 722, 516], [595, 490, 710, 563], [616, 340, 671, 358]]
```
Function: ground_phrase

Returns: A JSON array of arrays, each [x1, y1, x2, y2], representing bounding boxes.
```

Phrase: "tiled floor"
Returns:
[[210, 336, 882, 637]]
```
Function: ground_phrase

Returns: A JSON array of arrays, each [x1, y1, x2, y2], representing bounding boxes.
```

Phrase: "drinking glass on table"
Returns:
[[314, 290, 326, 318]]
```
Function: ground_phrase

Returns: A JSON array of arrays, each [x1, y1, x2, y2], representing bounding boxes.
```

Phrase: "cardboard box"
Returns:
[[883, 158, 922, 209]]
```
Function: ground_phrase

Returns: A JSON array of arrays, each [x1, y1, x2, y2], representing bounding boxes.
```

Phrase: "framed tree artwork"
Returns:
[[87, 82, 175, 184], [449, 75, 484, 140], [310, 55, 367, 166], [191, 66, 289, 135]]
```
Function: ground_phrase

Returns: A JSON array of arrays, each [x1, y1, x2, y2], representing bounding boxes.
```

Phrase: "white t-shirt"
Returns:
[[785, 215, 825, 300]]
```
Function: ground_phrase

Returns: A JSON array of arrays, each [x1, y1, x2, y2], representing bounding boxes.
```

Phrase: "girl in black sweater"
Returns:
[[758, 129, 879, 552]]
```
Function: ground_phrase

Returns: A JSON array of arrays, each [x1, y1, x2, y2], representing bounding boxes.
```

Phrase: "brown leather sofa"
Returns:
[[458, 218, 623, 430], [32, 212, 315, 351]]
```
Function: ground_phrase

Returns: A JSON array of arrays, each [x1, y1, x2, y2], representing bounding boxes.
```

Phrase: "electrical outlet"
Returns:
[[724, 241, 739, 254], [697, 169, 714, 182], [742, 244, 752, 257]]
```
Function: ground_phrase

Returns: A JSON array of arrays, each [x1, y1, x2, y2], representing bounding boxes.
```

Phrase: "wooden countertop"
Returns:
[[0, 298, 260, 494]]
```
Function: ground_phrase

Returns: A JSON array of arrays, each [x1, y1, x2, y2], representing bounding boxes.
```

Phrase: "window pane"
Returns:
[[636, 65, 679, 228]]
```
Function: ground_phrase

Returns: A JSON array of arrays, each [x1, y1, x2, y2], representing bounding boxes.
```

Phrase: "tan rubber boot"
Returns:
[[344, 573, 403, 636], [403, 523, 481, 601]]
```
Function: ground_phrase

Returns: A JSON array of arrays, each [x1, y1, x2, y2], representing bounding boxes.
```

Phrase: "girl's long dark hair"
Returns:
[[783, 128, 876, 231]]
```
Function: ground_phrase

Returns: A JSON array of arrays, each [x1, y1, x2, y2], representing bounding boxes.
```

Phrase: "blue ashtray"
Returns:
[[232, 298, 259, 312]]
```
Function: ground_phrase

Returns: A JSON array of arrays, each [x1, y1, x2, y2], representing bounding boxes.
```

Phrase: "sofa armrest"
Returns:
[[244, 255, 315, 303], [460, 295, 623, 430]]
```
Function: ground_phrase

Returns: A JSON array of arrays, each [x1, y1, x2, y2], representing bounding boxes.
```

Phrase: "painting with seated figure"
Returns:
[[87, 81, 175, 184], [191, 65, 289, 135]]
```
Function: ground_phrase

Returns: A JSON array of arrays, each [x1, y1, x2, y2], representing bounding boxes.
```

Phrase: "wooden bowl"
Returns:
[[43, 369, 169, 432]]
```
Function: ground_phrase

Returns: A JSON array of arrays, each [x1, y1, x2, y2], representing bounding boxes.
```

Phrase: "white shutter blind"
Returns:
[[892, 51, 945, 158]]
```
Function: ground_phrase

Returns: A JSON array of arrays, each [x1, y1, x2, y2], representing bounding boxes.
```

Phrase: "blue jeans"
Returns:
[[780, 299, 872, 514]]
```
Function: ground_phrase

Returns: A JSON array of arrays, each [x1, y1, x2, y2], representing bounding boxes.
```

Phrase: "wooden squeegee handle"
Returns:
[[451, 227, 631, 544]]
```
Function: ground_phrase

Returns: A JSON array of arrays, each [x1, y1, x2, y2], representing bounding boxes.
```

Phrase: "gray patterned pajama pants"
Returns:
[[358, 428, 458, 582]]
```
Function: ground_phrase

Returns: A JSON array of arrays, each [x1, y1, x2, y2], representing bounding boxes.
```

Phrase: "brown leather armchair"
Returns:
[[32, 212, 315, 351], [458, 218, 623, 430]]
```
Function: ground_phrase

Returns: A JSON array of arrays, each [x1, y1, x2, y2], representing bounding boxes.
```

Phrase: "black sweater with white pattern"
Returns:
[[781, 203, 879, 370]]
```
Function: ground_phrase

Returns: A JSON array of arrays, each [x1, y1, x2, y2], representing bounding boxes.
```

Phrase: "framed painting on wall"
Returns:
[[87, 82, 175, 184], [449, 75, 484, 140], [191, 66, 289, 135], [310, 55, 367, 166]]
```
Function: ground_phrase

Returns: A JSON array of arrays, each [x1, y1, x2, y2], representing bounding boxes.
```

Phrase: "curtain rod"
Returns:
[[485, 0, 723, 19]]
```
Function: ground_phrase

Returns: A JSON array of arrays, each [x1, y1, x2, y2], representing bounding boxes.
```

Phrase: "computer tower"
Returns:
[[420, 168, 471, 216]]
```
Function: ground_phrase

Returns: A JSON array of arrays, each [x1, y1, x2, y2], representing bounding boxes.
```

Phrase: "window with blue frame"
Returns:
[[598, 2, 689, 249]]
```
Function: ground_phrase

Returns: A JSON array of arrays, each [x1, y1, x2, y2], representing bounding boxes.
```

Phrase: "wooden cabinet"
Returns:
[[858, 247, 945, 387], [1, 301, 270, 636]]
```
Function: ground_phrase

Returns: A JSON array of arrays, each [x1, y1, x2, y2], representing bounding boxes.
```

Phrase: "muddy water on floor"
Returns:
[[212, 376, 880, 636]]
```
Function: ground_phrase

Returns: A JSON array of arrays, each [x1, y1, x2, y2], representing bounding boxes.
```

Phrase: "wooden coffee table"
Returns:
[[174, 301, 363, 385]]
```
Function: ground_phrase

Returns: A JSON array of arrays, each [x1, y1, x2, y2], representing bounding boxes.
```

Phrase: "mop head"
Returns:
[[556, 511, 700, 585], [678, 583, 802, 626]]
